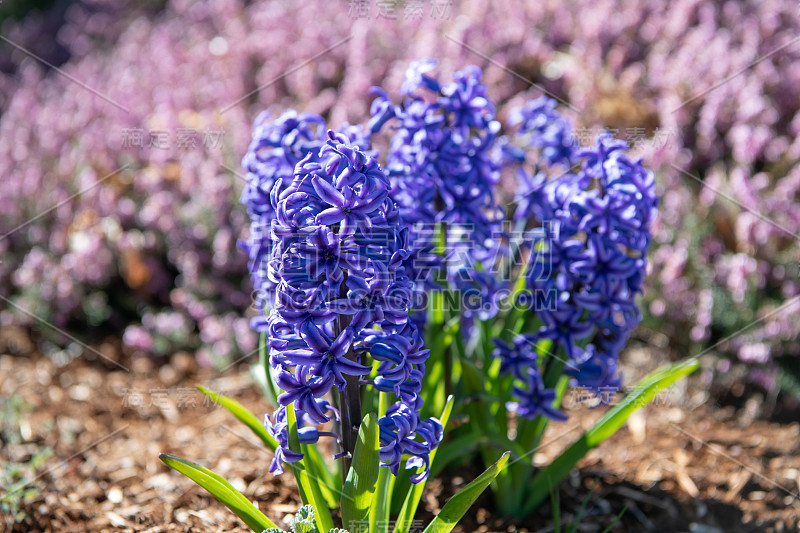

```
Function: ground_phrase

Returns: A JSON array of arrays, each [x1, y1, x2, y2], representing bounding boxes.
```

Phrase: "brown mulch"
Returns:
[[1, 327, 798, 533]]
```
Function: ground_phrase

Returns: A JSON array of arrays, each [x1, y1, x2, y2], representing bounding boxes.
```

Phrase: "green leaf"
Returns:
[[600, 507, 627, 533], [301, 443, 339, 508], [252, 330, 279, 408], [369, 393, 396, 533], [286, 404, 335, 533], [459, 359, 485, 396], [341, 412, 380, 532], [421, 451, 511, 533], [159, 453, 279, 532], [369, 465, 395, 533], [423, 306, 456, 418], [428, 288, 446, 326], [197, 385, 277, 452], [394, 396, 454, 533], [551, 481, 561, 533], [497, 262, 530, 341], [523, 357, 699, 513], [568, 483, 595, 533]]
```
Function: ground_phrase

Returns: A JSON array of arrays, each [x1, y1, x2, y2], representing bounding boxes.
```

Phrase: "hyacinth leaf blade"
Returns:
[[369, 393, 396, 533], [601, 508, 627, 533], [476, 315, 495, 364], [297, 467, 332, 533], [393, 395, 454, 533], [523, 357, 699, 514], [515, 340, 567, 451], [158, 454, 279, 532], [421, 312, 451, 419], [459, 358, 493, 433], [193, 386, 339, 508], [550, 482, 561, 533], [447, 316, 467, 361], [301, 443, 340, 508], [341, 412, 380, 532], [286, 403, 335, 533], [496, 261, 532, 342], [427, 289, 446, 332], [196, 386, 277, 452], [251, 330, 279, 408], [420, 451, 511, 533], [506, 376, 569, 514]]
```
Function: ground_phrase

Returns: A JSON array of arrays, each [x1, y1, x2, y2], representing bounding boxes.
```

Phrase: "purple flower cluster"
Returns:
[[367, 60, 511, 335], [245, 128, 442, 480], [508, 97, 576, 169], [240, 111, 329, 310], [495, 101, 658, 416], [369, 59, 503, 262]]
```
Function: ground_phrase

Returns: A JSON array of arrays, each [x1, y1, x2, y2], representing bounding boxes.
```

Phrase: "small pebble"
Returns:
[[108, 487, 123, 504]]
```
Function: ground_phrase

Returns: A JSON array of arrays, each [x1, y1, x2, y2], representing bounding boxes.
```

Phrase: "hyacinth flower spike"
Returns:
[[257, 130, 443, 482]]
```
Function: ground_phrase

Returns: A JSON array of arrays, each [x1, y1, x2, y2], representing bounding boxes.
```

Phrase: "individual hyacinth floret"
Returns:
[[254, 130, 442, 482]]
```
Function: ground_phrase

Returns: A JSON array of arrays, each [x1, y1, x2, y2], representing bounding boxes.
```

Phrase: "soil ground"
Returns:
[[1, 326, 798, 533]]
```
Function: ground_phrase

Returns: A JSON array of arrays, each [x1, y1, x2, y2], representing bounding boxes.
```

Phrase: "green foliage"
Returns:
[[521, 358, 699, 514], [251, 330, 280, 408], [158, 454, 279, 531], [421, 451, 510, 533], [244, 504, 352, 533], [394, 396, 454, 533], [340, 413, 380, 531], [1, 446, 52, 526], [0, 394, 52, 526], [0, 393, 27, 444], [162, 302, 695, 530], [161, 390, 502, 532], [431, 307, 698, 519], [161, 329, 694, 530], [197, 386, 277, 451], [284, 404, 335, 533]]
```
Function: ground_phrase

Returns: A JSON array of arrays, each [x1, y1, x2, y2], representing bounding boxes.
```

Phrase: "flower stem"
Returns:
[[434, 190, 453, 402], [337, 270, 361, 482]]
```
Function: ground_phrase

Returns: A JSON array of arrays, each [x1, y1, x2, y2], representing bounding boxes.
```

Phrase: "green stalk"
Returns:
[[337, 270, 362, 483], [434, 215, 453, 402], [369, 392, 395, 533]]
